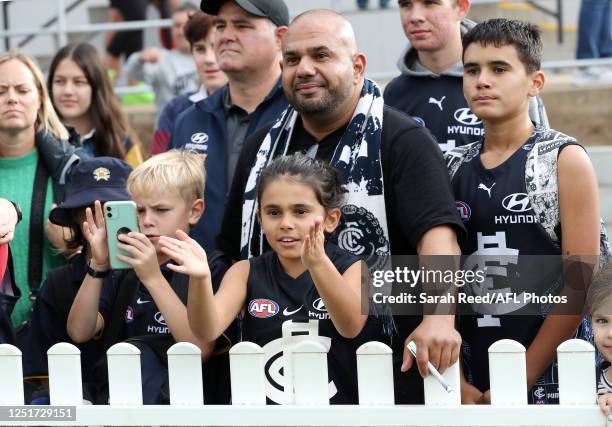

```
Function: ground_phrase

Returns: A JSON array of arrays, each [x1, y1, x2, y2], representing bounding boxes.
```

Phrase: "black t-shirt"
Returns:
[[217, 105, 465, 261], [245, 243, 379, 404]]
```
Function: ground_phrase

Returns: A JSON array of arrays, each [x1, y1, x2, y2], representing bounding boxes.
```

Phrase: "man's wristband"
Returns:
[[9, 200, 22, 224], [87, 262, 110, 278]]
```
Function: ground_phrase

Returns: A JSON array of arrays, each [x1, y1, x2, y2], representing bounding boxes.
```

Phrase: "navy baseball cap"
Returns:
[[200, 0, 289, 27], [49, 157, 132, 226]]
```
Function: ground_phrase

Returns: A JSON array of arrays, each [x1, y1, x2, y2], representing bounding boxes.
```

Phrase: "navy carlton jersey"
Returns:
[[99, 265, 176, 339], [384, 76, 484, 152], [244, 243, 375, 405], [451, 131, 573, 403]]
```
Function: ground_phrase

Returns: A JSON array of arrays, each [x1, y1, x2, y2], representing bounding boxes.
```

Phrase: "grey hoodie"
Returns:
[[396, 19, 476, 79], [385, 18, 548, 152]]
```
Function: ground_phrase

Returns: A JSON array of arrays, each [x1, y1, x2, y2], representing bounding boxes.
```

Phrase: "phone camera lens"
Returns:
[[106, 206, 112, 211], [107, 212, 113, 218]]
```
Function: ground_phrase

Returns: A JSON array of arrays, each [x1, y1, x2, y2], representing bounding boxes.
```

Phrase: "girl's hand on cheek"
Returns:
[[117, 232, 161, 284], [301, 216, 328, 270]]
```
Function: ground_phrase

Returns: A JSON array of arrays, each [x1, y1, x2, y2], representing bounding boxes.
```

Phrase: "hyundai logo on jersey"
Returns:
[[154, 311, 167, 326], [455, 201, 472, 223], [312, 298, 327, 312], [502, 193, 531, 213], [248, 299, 279, 318], [190, 132, 209, 144], [454, 108, 482, 126]]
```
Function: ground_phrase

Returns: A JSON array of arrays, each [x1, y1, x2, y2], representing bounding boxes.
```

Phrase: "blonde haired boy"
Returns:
[[67, 150, 212, 404]]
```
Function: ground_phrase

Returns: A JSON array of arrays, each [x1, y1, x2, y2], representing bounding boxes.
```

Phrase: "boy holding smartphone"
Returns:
[[67, 150, 213, 403], [446, 19, 601, 404]]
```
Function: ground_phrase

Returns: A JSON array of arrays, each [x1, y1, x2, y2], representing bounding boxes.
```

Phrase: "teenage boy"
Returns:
[[384, 0, 548, 152], [446, 19, 600, 404], [67, 151, 214, 404]]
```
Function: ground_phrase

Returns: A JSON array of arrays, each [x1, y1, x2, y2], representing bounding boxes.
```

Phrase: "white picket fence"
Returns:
[[0, 338, 609, 426]]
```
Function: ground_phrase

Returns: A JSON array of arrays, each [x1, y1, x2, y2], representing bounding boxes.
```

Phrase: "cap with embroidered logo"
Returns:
[[49, 157, 132, 226]]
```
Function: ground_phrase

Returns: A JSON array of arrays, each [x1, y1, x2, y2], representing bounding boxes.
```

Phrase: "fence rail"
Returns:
[[0, 338, 609, 426]]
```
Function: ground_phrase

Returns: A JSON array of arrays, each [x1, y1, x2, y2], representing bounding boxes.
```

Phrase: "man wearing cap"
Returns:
[[218, 9, 465, 404], [21, 157, 132, 404], [168, 0, 289, 254]]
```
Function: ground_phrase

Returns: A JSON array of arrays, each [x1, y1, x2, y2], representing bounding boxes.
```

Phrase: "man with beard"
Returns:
[[216, 9, 465, 404]]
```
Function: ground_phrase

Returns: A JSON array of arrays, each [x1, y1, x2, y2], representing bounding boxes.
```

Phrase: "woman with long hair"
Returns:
[[0, 50, 79, 329], [48, 42, 144, 166]]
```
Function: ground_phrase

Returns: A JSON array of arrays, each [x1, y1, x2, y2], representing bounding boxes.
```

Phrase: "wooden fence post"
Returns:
[[48, 343, 82, 405], [107, 342, 142, 405], [0, 344, 23, 405], [230, 342, 266, 405], [489, 339, 527, 405], [167, 342, 203, 406], [293, 340, 329, 405], [558, 339, 596, 405], [356, 341, 394, 405], [423, 359, 461, 406]]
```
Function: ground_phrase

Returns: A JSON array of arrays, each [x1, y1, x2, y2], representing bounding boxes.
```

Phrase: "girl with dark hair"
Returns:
[[48, 42, 144, 167], [160, 154, 378, 404]]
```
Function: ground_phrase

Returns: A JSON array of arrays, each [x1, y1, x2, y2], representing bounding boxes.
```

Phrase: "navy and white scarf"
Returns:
[[240, 78, 391, 262]]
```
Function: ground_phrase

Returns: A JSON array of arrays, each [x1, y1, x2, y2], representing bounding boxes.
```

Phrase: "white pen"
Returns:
[[407, 341, 453, 393]]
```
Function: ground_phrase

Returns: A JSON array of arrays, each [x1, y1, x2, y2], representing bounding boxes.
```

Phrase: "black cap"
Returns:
[[49, 157, 132, 227], [200, 0, 289, 27]]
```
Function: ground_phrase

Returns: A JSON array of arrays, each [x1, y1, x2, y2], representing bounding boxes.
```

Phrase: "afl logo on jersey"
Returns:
[[248, 299, 279, 318], [125, 306, 134, 323], [454, 108, 482, 126], [502, 193, 531, 212], [455, 201, 471, 223]]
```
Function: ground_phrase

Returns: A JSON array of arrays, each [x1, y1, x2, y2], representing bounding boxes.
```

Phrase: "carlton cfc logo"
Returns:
[[248, 299, 279, 318], [455, 201, 471, 223]]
